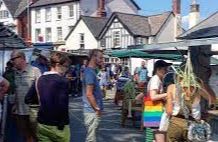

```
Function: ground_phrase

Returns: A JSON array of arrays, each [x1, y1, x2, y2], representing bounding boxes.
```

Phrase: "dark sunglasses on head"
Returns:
[[11, 56, 21, 61]]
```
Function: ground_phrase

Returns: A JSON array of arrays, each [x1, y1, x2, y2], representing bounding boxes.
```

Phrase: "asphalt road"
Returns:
[[69, 96, 144, 142]]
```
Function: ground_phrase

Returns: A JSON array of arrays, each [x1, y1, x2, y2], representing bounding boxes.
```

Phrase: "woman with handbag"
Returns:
[[26, 52, 71, 142], [166, 58, 211, 142], [143, 60, 172, 142]]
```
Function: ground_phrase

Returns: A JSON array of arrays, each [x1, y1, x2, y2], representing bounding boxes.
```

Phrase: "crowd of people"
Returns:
[[0, 48, 217, 142]]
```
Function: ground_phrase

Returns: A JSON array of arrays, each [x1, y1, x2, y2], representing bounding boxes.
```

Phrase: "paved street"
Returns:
[[69, 90, 144, 142]]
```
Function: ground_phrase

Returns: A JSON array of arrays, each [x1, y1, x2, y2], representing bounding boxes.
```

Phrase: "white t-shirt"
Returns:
[[147, 75, 163, 93]]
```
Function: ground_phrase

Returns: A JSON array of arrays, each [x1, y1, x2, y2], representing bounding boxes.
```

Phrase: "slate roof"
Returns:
[[100, 11, 172, 38], [31, 0, 79, 8], [148, 12, 172, 35], [82, 16, 108, 38], [0, 23, 27, 49], [65, 16, 108, 40], [179, 11, 218, 39], [14, 0, 30, 17], [3, 0, 21, 17]]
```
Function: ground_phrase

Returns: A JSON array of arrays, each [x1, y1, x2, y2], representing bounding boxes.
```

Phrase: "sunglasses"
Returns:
[[11, 56, 21, 61]]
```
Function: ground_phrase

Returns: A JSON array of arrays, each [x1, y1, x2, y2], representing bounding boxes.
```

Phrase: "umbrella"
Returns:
[[110, 50, 183, 60]]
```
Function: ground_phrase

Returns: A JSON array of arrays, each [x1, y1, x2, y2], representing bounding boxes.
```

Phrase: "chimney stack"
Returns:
[[189, 0, 200, 28], [97, 0, 106, 17], [172, 0, 181, 15], [172, 0, 182, 41]]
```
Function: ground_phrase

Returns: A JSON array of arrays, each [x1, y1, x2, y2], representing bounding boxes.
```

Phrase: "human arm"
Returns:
[[86, 85, 101, 116], [165, 84, 175, 116], [149, 90, 167, 101], [85, 69, 101, 116]]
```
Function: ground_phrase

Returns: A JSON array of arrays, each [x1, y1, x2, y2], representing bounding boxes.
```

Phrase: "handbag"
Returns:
[[143, 94, 164, 127], [187, 120, 211, 142], [29, 78, 40, 123]]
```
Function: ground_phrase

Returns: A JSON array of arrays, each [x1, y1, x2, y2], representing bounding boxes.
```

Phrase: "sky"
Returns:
[[134, 0, 218, 29]]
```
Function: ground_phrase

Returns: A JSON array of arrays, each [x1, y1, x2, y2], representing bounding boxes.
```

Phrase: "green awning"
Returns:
[[110, 50, 183, 60]]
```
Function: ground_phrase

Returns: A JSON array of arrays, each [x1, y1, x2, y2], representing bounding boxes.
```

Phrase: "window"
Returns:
[[69, 5, 74, 18], [45, 28, 52, 42], [45, 8, 51, 22], [35, 29, 41, 42], [113, 31, 121, 47], [100, 38, 106, 48], [0, 10, 9, 19], [79, 33, 85, 49], [136, 37, 143, 45], [57, 7, 62, 20], [35, 9, 41, 23], [57, 27, 62, 41]]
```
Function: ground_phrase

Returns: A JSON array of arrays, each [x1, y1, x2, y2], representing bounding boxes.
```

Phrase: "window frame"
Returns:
[[68, 5, 74, 18], [45, 28, 52, 42], [45, 7, 51, 22], [112, 30, 121, 48], [56, 7, 62, 20], [35, 28, 41, 42], [79, 33, 85, 49], [35, 9, 41, 23], [57, 27, 63, 41]]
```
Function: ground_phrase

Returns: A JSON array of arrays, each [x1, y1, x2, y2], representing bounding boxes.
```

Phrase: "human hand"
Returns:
[[96, 110, 101, 116]]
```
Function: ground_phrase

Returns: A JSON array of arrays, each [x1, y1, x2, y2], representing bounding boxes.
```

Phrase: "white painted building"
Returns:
[[65, 16, 108, 50], [30, 0, 81, 46], [30, 0, 140, 50]]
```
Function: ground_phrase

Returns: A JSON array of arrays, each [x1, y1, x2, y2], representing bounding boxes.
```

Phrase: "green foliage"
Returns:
[[175, 52, 201, 97], [123, 81, 136, 99]]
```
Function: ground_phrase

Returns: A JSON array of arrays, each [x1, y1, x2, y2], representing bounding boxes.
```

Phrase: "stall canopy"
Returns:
[[110, 49, 183, 60]]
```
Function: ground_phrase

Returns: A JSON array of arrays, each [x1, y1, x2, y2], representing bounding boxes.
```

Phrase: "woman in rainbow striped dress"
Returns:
[[143, 60, 172, 142]]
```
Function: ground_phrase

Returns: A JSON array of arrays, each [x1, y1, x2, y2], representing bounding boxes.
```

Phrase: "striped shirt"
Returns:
[[14, 64, 41, 115]]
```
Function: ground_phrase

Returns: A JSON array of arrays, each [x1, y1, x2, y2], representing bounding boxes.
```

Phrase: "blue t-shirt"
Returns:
[[82, 67, 103, 113], [138, 67, 148, 82]]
